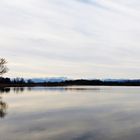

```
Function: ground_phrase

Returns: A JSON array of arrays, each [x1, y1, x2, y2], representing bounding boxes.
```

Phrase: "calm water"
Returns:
[[0, 86, 140, 140]]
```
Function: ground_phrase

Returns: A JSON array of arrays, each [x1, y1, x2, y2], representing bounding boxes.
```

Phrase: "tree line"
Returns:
[[1, 58, 140, 87], [0, 58, 34, 85]]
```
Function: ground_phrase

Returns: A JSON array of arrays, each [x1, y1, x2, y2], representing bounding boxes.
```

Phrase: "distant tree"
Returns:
[[27, 79, 33, 84], [0, 58, 8, 77], [12, 78, 25, 84]]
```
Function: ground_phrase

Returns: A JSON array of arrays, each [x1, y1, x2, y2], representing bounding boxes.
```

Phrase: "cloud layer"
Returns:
[[0, 0, 140, 78]]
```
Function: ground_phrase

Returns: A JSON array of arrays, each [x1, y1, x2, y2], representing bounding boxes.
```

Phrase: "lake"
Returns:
[[0, 86, 140, 140]]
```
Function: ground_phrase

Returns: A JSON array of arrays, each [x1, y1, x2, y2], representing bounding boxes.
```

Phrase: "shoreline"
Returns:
[[1, 83, 140, 88], [1, 79, 140, 88]]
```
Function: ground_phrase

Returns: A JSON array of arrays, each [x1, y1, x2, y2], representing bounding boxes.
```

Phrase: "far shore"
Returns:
[[0, 80, 140, 88]]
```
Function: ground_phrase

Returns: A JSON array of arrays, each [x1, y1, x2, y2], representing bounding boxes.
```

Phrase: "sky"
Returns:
[[0, 0, 140, 79]]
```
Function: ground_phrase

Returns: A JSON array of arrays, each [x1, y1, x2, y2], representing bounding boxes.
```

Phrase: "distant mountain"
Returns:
[[31, 78, 140, 83], [30, 77, 67, 83]]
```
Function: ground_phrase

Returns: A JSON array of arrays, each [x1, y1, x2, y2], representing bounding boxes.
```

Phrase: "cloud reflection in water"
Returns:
[[0, 87, 140, 140]]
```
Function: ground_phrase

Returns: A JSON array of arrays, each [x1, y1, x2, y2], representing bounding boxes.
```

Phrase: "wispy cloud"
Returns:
[[0, 0, 140, 78]]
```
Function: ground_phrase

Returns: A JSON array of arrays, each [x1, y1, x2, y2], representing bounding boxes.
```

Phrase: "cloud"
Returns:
[[77, 0, 95, 5], [0, 0, 140, 78]]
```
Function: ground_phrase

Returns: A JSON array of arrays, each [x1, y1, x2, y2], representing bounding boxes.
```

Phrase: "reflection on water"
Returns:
[[13, 87, 25, 93], [0, 86, 140, 140], [0, 88, 10, 93], [0, 97, 8, 118], [0, 87, 101, 94]]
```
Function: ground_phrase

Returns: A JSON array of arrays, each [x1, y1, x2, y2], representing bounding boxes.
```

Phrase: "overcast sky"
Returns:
[[0, 0, 140, 79]]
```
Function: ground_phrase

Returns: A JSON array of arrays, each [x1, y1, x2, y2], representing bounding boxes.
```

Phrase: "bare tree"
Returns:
[[0, 58, 8, 76]]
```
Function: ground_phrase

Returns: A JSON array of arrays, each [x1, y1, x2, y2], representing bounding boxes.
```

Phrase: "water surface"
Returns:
[[0, 86, 140, 140]]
